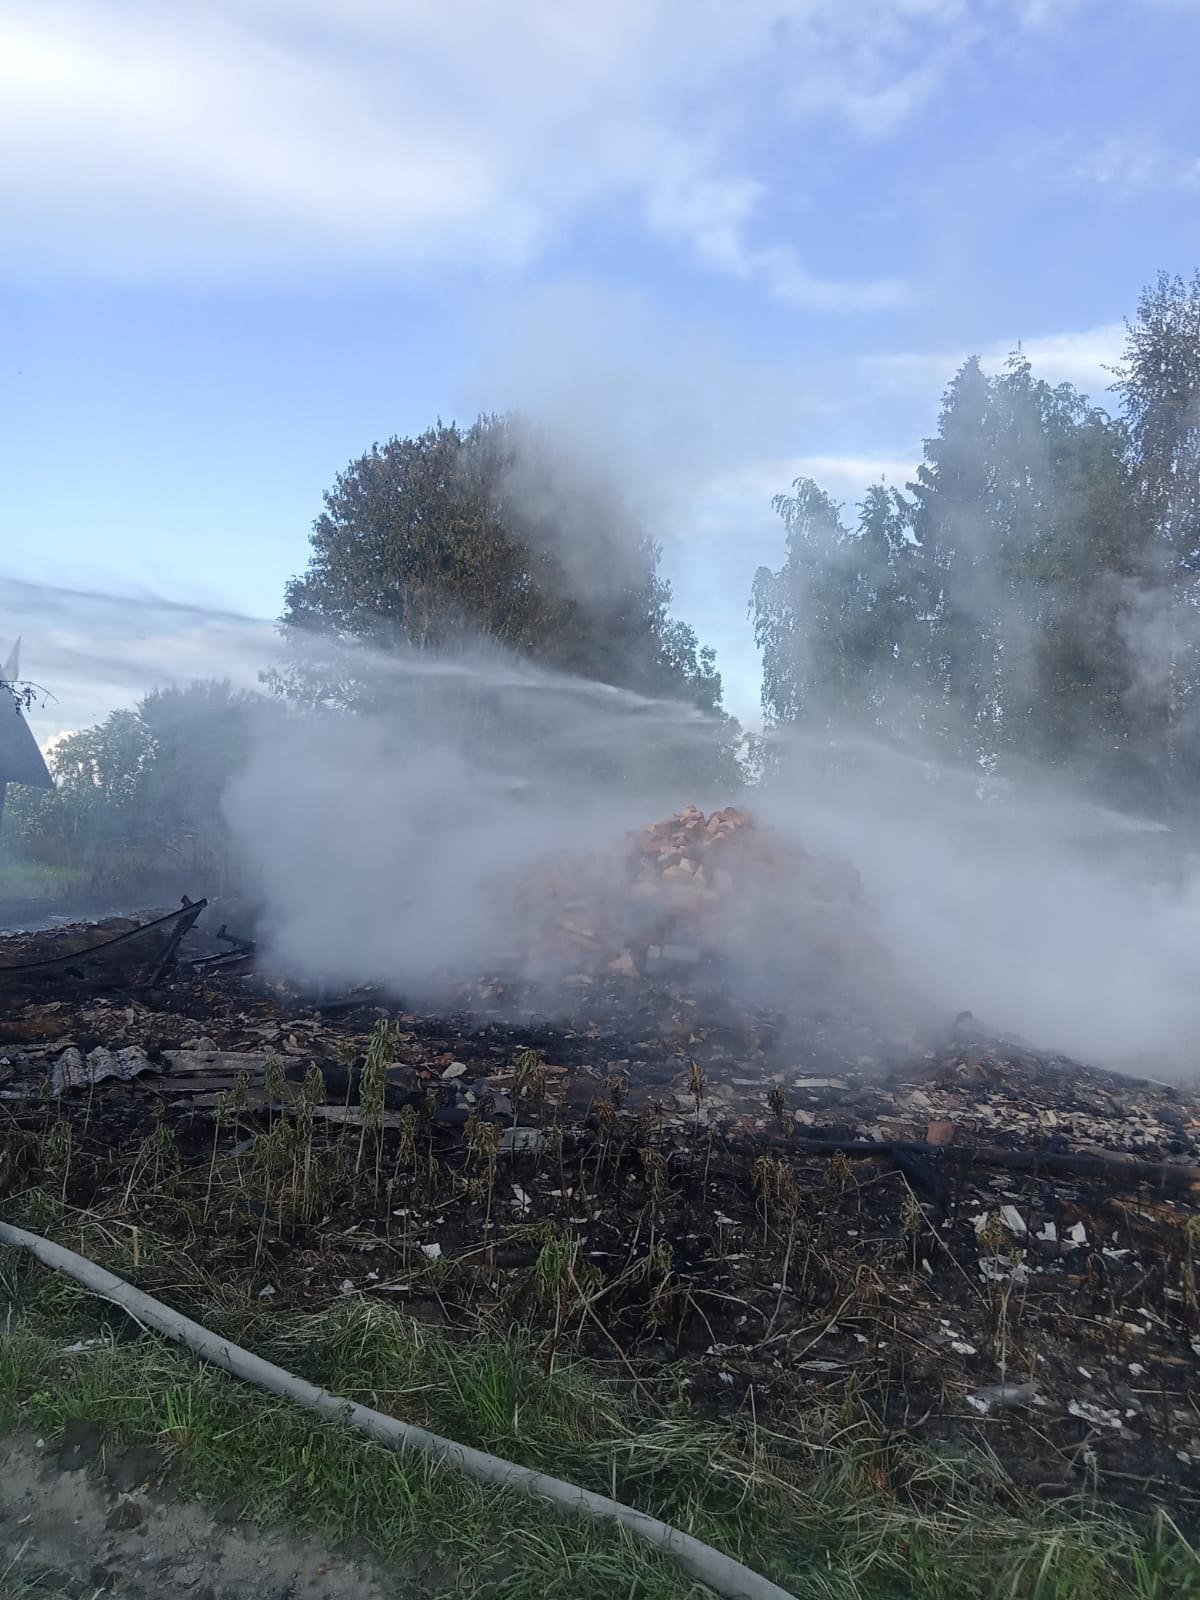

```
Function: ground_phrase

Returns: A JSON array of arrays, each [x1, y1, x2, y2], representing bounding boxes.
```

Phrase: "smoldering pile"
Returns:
[[509, 804, 893, 1004]]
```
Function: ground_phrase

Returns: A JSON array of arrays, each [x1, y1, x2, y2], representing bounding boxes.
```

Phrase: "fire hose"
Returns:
[[0, 1221, 797, 1600]]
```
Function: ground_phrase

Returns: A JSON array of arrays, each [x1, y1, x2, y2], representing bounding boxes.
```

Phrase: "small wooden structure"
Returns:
[[0, 639, 55, 833]]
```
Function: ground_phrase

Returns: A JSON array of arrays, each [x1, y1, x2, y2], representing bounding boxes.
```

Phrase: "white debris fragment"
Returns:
[[441, 1062, 468, 1079], [1068, 1399, 1125, 1431], [999, 1205, 1027, 1237], [968, 1382, 1037, 1414], [420, 1243, 442, 1260], [1065, 1222, 1088, 1247], [978, 1254, 1029, 1285], [51, 1043, 159, 1097], [500, 1127, 547, 1156]]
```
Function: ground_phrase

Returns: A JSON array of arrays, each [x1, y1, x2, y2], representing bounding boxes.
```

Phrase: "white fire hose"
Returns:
[[0, 1221, 797, 1600]]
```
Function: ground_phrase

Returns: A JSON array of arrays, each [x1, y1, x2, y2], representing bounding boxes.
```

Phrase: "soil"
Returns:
[[0, 1435, 397, 1599], [3, 910, 1200, 1532]]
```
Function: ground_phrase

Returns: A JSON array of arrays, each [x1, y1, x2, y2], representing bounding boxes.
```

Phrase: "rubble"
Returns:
[[0, 899, 210, 996], [50, 1045, 159, 1097], [514, 804, 887, 998]]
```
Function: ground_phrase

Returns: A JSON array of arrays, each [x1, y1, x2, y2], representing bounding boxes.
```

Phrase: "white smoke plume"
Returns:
[[8, 569, 1200, 1078]]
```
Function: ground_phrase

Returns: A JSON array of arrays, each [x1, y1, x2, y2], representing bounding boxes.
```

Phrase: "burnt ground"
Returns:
[[3, 908, 1200, 1537]]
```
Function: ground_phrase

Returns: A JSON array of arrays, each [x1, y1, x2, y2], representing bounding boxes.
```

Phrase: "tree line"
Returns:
[[4, 268, 1199, 893], [753, 270, 1200, 824]]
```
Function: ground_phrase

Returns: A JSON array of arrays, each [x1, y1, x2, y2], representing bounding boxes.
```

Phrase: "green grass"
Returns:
[[0, 861, 89, 904], [2, 1242, 1198, 1600]]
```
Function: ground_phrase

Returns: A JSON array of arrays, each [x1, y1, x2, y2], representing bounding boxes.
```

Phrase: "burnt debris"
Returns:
[[3, 830, 1200, 1525]]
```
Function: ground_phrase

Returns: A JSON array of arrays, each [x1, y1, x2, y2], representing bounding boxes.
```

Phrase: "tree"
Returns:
[[1119, 270, 1200, 576], [133, 681, 261, 874], [10, 681, 263, 886], [752, 477, 853, 733], [908, 355, 997, 761], [1114, 270, 1200, 821], [753, 473, 931, 740], [277, 414, 741, 789], [280, 417, 722, 706], [753, 344, 1151, 808]]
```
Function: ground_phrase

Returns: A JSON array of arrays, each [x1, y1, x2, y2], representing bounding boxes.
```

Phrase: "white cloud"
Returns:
[[0, 0, 1053, 298], [705, 453, 917, 514], [1012, 0, 1087, 27], [641, 153, 907, 311], [1007, 324, 1127, 392], [867, 322, 1126, 404], [1075, 136, 1200, 195], [782, 0, 971, 135]]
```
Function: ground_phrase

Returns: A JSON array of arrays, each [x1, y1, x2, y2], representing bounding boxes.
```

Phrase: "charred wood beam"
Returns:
[[145, 898, 209, 987], [188, 924, 257, 972]]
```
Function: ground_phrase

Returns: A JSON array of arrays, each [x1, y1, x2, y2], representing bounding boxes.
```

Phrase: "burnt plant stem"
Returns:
[[202, 1095, 227, 1224]]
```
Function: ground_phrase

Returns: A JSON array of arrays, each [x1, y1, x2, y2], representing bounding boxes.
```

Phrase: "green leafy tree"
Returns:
[[908, 355, 997, 761], [11, 681, 262, 887], [755, 343, 1151, 808], [1115, 270, 1200, 820], [276, 414, 740, 789], [754, 475, 932, 734], [752, 477, 852, 733]]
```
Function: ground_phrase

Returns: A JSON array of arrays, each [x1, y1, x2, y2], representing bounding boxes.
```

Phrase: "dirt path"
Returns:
[[0, 1434, 400, 1599]]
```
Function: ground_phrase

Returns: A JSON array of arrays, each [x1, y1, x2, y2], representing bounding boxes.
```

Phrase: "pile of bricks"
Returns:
[[516, 804, 870, 984]]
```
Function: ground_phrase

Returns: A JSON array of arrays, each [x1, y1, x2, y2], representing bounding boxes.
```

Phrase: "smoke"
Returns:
[[11, 527, 1200, 1078], [2, 576, 278, 739], [755, 733, 1197, 1073], [485, 415, 651, 605], [461, 281, 803, 685], [212, 649, 1200, 1080], [220, 635, 731, 993]]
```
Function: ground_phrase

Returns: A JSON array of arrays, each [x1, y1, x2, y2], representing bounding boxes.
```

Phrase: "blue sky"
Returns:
[[3, 0, 1199, 733]]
